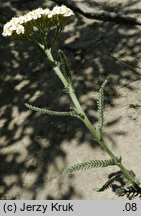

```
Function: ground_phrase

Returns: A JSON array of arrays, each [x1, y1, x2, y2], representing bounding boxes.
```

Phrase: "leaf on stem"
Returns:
[[58, 50, 72, 83], [96, 173, 121, 192], [63, 157, 121, 175], [25, 103, 78, 117], [97, 170, 141, 199], [96, 80, 107, 139]]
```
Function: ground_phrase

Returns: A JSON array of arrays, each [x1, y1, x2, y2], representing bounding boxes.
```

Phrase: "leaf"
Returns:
[[58, 50, 72, 83], [96, 80, 107, 139], [63, 157, 121, 175], [115, 186, 141, 199], [97, 174, 120, 192], [25, 103, 78, 117]]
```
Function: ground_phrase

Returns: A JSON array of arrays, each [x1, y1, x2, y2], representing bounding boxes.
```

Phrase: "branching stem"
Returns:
[[44, 47, 141, 191]]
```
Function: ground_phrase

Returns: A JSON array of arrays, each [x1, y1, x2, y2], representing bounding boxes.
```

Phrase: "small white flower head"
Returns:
[[2, 20, 25, 37], [21, 14, 31, 23], [48, 5, 74, 18], [11, 17, 21, 25], [16, 24, 25, 35], [43, 8, 50, 15], [25, 8, 44, 22]]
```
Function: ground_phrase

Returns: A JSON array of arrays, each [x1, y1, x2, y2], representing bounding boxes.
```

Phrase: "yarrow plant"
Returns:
[[3, 5, 141, 199]]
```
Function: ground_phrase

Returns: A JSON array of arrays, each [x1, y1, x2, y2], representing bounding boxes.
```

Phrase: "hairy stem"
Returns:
[[45, 48, 140, 190], [50, 26, 62, 49]]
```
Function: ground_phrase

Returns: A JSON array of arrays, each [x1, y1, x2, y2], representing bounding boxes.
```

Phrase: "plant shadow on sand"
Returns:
[[0, 0, 141, 199]]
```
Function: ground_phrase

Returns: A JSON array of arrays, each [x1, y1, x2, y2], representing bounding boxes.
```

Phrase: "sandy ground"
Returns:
[[1, 0, 141, 199]]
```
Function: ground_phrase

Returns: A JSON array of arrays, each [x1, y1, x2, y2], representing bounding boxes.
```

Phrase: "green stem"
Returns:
[[25, 34, 45, 56], [45, 48, 140, 190], [71, 86, 140, 189], [45, 48, 68, 86], [50, 26, 62, 49], [69, 85, 140, 189]]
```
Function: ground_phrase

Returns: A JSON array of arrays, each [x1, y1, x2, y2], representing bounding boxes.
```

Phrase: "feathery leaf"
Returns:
[[25, 103, 78, 117], [115, 185, 141, 199], [63, 157, 121, 175], [96, 80, 107, 139], [58, 50, 72, 83], [97, 173, 122, 192]]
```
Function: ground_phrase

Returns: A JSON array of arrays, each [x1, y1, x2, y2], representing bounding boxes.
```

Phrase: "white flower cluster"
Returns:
[[48, 5, 74, 18], [2, 5, 74, 37], [2, 22, 25, 37]]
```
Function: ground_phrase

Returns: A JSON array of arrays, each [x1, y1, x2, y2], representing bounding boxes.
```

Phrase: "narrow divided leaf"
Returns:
[[97, 170, 141, 199], [58, 50, 72, 83], [63, 157, 121, 175], [97, 173, 121, 192], [25, 103, 78, 117], [96, 80, 107, 139], [115, 185, 141, 199]]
